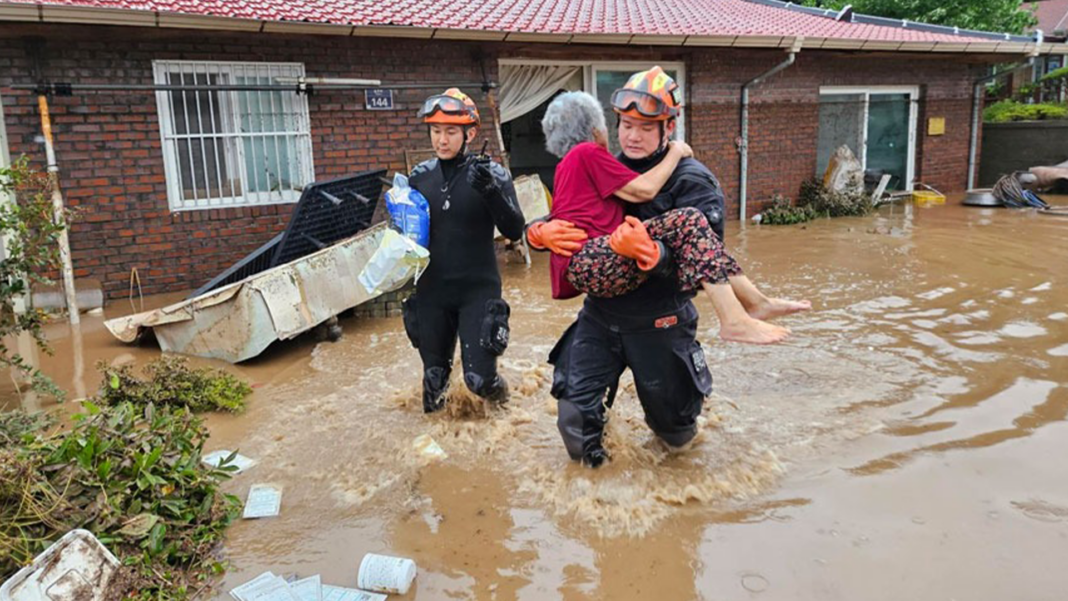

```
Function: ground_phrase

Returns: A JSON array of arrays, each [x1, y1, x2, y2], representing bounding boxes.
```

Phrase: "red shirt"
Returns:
[[549, 142, 638, 299]]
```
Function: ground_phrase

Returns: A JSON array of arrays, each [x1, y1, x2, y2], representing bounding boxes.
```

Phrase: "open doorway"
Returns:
[[499, 64, 583, 191], [502, 94, 563, 189]]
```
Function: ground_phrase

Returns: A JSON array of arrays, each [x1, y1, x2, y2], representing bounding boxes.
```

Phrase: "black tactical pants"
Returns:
[[549, 302, 712, 463], [403, 282, 510, 412]]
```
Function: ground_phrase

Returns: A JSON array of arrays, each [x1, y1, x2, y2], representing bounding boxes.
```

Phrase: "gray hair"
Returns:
[[541, 91, 608, 158]]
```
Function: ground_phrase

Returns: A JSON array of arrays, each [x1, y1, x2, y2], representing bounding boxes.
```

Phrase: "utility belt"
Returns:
[[581, 298, 699, 334]]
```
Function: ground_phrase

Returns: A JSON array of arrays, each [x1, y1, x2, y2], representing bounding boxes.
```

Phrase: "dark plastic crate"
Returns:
[[188, 169, 386, 299], [271, 170, 386, 266], [188, 232, 283, 299]]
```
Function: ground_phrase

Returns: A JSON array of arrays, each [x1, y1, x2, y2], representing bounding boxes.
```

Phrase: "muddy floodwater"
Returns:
[[6, 199, 1068, 600]]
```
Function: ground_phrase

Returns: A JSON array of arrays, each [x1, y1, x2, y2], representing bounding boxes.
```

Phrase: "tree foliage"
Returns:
[[801, 0, 1037, 35], [0, 158, 68, 400]]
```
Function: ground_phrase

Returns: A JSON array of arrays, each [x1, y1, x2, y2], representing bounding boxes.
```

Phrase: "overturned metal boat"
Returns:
[[105, 223, 428, 363]]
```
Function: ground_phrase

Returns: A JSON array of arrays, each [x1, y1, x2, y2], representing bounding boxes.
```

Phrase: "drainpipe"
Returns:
[[968, 30, 1043, 190], [36, 91, 80, 325], [739, 37, 802, 223], [25, 37, 79, 324]]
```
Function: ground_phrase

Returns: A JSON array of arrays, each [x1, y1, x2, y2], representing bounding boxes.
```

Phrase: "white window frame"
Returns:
[[818, 85, 919, 191], [497, 58, 687, 141], [153, 60, 315, 211]]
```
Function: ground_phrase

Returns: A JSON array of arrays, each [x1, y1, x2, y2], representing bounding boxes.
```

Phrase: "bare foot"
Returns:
[[719, 316, 790, 344], [747, 298, 811, 321]]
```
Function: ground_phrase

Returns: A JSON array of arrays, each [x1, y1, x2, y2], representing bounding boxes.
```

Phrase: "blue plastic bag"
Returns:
[[385, 173, 430, 249]]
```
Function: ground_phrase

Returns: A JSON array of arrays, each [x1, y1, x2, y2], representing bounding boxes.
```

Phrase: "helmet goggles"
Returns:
[[419, 95, 470, 119], [610, 88, 680, 120]]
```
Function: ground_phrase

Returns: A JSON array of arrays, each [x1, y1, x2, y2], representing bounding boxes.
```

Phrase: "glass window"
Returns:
[[154, 61, 313, 211]]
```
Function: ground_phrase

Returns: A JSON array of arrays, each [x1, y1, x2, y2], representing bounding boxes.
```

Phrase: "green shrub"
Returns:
[[1, 358, 252, 597], [797, 178, 823, 208], [762, 179, 873, 225], [99, 356, 251, 413], [0, 411, 53, 448], [811, 187, 872, 218], [761, 195, 819, 225], [984, 100, 1068, 123], [0, 401, 242, 599]]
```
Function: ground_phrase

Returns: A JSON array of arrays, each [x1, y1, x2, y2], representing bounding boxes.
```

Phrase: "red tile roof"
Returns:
[[1031, 0, 1068, 35], [4, 0, 1021, 43]]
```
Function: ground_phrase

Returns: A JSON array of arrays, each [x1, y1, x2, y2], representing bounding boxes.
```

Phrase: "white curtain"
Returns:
[[499, 65, 582, 123]]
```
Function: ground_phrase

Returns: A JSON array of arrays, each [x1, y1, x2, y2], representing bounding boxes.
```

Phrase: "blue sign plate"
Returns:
[[365, 89, 394, 111]]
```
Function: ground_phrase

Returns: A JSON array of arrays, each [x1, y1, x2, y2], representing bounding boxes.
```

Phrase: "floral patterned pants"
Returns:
[[566, 207, 743, 299]]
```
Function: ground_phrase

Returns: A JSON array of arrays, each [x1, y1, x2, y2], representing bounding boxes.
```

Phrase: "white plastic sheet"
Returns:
[[357, 228, 429, 295]]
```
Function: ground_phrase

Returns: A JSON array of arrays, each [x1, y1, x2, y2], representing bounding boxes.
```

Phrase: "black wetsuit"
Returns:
[[404, 153, 525, 412], [548, 148, 725, 465]]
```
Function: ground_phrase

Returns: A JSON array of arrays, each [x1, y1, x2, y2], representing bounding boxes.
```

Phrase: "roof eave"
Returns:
[[0, 2, 35, 21], [1, 4, 1067, 55]]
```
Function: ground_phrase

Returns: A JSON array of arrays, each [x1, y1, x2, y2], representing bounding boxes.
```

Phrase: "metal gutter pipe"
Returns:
[[967, 30, 1043, 190], [24, 37, 79, 324], [12, 81, 494, 94], [739, 38, 801, 222]]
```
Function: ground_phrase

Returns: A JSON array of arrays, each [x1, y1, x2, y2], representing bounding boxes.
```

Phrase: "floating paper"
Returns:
[[321, 585, 387, 601], [291, 575, 323, 601], [243, 484, 283, 519], [231, 572, 278, 600], [246, 577, 302, 601]]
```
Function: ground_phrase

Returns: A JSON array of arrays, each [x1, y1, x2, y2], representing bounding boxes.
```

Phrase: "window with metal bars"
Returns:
[[152, 61, 314, 211]]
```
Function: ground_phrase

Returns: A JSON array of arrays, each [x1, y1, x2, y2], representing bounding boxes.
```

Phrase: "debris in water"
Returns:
[[231, 572, 289, 600], [291, 575, 323, 601], [0, 529, 120, 601], [232, 573, 384, 601], [203, 450, 257, 474], [243, 484, 283, 519], [357, 553, 418, 595], [0, 402, 242, 596], [412, 434, 447, 462], [98, 356, 252, 413], [741, 572, 770, 593], [321, 585, 386, 601], [244, 578, 302, 601]]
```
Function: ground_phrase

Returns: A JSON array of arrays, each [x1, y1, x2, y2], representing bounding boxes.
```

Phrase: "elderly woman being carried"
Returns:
[[540, 91, 807, 344]]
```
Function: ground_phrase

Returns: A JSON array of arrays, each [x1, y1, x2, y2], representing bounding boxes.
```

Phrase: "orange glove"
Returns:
[[609, 216, 661, 271], [527, 220, 588, 257]]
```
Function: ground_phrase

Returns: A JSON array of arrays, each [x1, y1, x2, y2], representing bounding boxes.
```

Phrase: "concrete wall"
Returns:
[[978, 121, 1068, 186], [0, 23, 985, 297]]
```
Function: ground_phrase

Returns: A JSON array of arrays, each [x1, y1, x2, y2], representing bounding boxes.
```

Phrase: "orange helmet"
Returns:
[[419, 88, 480, 126], [610, 66, 682, 121]]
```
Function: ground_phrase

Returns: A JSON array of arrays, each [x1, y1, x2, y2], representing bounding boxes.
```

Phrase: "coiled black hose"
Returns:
[[993, 173, 1050, 209]]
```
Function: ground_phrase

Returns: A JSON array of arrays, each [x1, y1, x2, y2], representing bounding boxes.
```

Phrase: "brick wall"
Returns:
[[0, 24, 504, 299], [684, 50, 984, 216], [0, 24, 987, 297]]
